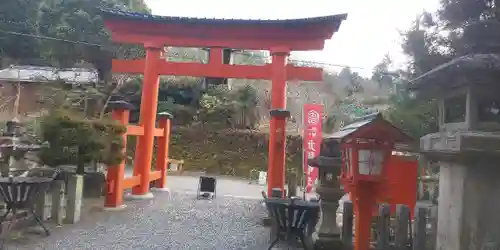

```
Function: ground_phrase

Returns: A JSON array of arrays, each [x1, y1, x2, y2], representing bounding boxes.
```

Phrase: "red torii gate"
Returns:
[[101, 8, 347, 208]]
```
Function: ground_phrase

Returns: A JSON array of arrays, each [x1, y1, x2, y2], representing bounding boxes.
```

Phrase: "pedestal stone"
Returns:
[[51, 180, 65, 225], [314, 187, 344, 249], [422, 132, 500, 250], [125, 192, 154, 200], [102, 204, 127, 211], [151, 187, 170, 192]]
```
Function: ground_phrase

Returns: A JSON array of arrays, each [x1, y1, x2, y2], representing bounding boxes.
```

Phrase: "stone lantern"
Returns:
[[412, 54, 500, 250], [308, 138, 343, 249]]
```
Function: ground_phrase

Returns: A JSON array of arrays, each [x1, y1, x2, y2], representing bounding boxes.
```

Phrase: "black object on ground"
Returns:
[[197, 176, 216, 200], [270, 188, 283, 198]]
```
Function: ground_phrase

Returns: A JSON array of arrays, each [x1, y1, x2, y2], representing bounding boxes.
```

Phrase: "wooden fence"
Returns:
[[340, 202, 438, 250]]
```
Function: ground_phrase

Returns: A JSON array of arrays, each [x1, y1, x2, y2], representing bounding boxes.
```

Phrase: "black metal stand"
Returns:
[[266, 198, 320, 250], [0, 175, 57, 249]]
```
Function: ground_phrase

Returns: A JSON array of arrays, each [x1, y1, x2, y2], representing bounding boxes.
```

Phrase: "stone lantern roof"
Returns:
[[308, 135, 342, 171], [410, 53, 500, 93]]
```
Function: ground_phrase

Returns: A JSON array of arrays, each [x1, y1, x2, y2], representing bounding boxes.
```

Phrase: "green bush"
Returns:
[[197, 85, 259, 129], [39, 109, 126, 174], [157, 100, 196, 125]]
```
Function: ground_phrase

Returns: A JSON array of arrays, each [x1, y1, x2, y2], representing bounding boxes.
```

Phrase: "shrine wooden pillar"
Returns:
[[152, 112, 173, 190], [105, 100, 135, 209], [131, 42, 162, 197], [267, 47, 290, 195]]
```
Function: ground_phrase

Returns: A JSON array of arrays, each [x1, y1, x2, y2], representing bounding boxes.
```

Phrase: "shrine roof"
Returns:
[[308, 156, 342, 169], [100, 8, 347, 28], [327, 113, 380, 139], [326, 113, 413, 144]]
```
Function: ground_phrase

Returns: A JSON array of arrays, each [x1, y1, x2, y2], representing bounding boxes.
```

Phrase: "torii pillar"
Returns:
[[130, 42, 162, 198], [267, 47, 290, 195]]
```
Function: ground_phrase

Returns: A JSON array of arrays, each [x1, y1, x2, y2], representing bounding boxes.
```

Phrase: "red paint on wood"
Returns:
[[110, 32, 326, 51], [112, 59, 323, 81], [123, 176, 141, 189], [104, 19, 338, 43], [104, 109, 130, 208], [149, 170, 162, 181], [352, 183, 378, 250], [126, 125, 144, 136], [380, 155, 418, 217], [153, 118, 171, 189], [267, 52, 289, 195], [132, 46, 162, 196]]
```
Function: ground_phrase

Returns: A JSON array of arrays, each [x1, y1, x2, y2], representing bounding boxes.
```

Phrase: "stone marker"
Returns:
[[65, 174, 83, 224], [51, 180, 65, 225]]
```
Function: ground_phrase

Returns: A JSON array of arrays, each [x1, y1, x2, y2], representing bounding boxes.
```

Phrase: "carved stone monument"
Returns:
[[413, 54, 500, 250], [308, 139, 344, 249]]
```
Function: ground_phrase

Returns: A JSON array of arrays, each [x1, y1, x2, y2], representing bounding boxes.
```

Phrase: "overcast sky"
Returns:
[[144, 0, 439, 76]]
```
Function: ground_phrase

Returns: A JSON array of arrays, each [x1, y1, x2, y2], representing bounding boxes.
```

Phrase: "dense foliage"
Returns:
[[197, 85, 259, 129], [163, 128, 303, 178], [373, 0, 500, 138], [0, 0, 149, 76], [39, 109, 126, 174]]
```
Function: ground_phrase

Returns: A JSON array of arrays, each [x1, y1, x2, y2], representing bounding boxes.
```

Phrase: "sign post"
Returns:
[[302, 104, 323, 194]]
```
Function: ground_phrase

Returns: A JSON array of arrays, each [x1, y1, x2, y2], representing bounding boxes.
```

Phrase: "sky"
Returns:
[[144, 0, 439, 76]]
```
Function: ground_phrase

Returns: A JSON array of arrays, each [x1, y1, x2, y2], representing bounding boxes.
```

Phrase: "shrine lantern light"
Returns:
[[327, 113, 412, 188], [341, 138, 392, 184]]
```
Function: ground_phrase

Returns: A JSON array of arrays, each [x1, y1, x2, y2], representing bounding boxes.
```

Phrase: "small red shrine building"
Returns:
[[329, 113, 418, 212], [329, 113, 417, 250], [100, 8, 347, 207]]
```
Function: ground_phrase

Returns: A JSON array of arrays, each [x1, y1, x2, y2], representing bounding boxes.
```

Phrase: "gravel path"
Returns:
[[7, 191, 281, 250]]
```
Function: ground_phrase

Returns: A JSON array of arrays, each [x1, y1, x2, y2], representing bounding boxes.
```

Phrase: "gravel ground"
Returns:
[[6, 191, 287, 250]]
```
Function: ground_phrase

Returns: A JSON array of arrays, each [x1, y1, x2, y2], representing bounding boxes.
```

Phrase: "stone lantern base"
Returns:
[[313, 186, 345, 249], [421, 131, 500, 250]]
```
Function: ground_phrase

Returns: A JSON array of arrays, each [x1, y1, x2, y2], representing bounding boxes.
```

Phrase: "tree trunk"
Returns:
[[13, 72, 21, 119], [287, 172, 298, 198], [495, 0, 500, 20], [99, 93, 113, 120], [76, 150, 85, 175], [99, 77, 124, 120], [76, 162, 85, 175]]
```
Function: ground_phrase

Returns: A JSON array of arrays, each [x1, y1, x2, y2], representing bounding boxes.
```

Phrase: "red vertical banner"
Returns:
[[303, 104, 323, 193]]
